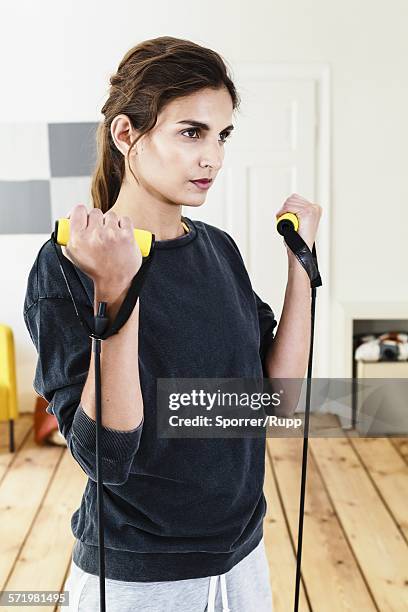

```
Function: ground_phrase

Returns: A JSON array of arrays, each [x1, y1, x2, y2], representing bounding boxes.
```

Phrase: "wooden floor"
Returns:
[[0, 413, 407, 611]]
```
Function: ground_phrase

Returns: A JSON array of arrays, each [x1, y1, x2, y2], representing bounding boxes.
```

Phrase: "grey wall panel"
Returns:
[[48, 122, 98, 177], [0, 180, 51, 233]]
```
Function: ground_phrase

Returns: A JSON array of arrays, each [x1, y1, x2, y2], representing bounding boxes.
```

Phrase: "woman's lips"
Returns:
[[190, 179, 212, 190]]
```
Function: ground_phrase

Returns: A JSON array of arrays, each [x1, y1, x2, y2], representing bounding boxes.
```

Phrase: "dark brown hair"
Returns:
[[91, 36, 241, 213]]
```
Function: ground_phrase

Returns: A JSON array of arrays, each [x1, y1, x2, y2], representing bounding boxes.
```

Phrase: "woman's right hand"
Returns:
[[62, 204, 143, 293]]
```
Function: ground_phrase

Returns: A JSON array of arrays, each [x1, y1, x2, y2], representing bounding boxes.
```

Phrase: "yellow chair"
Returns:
[[0, 324, 18, 452]]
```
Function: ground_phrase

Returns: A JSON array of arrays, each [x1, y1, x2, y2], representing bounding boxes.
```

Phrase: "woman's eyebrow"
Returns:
[[176, 120, 234, 132]]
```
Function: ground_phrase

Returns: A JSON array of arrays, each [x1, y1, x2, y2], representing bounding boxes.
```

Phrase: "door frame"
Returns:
[[231, 62, 331, 379]]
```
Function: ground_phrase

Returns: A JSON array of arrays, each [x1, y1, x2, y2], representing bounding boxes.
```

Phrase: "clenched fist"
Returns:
[[62, 204, 143, 291], [276, 193, 322, 253]]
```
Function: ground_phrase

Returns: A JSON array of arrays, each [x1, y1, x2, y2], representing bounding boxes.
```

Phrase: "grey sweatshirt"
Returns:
[[23, 216, 277, 582]]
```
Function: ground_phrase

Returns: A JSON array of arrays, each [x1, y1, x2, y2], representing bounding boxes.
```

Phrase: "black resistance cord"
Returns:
[[51, 220, 156, 612], [275, 212, 323, 612]]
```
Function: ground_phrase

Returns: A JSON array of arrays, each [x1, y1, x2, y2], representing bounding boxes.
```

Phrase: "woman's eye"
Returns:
[[183, 128, 200, 139], [182, 128, 232, 143]]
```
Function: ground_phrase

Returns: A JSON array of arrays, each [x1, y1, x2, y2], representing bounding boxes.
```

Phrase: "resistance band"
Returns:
[[275, 212, 322, 612], [51, 212, 321, 612], [52, 218, 156, 612]]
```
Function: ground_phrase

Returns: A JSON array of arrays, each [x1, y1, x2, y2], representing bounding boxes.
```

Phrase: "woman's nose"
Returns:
[[200, 143, 223, 171]]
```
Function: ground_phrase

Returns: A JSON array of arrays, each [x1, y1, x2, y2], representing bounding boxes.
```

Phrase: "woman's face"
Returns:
[[124, 86, 234, 206]]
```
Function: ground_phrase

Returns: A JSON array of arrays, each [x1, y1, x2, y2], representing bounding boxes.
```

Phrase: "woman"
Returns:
[[23, 36, 321, 611]]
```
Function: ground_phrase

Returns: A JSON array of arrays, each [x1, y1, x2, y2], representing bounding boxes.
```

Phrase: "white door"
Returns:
[[185, 64, 330, 379]]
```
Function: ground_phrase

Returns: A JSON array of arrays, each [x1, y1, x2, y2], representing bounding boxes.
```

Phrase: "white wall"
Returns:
[[1, 0, 407, 410]]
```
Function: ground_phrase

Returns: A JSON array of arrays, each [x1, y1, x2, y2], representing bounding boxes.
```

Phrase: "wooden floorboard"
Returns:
[[267, 434, 376, 611], [346, 434, 408, 542], [263, 438, 310, 610], [390, 438, 408, 465], [1, 412, 407, 611], [310, 415, 408, 611], [0, 415, 84, 612]]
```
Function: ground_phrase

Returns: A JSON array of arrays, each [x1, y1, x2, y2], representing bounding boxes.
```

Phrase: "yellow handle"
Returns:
[[54, 218, 154, 257], [276, 212, 299, 232]]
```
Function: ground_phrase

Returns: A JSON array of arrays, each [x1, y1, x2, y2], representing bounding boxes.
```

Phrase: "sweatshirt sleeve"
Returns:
[[23, 295, 143, 486], [253, 291, 278, 376]]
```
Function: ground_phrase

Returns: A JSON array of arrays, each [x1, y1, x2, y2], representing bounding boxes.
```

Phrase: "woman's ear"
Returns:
[[110, 114, 139, 157]]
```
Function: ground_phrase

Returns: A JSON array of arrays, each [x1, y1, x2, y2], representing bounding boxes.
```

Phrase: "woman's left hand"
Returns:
[[275, 193, 322, 253]]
